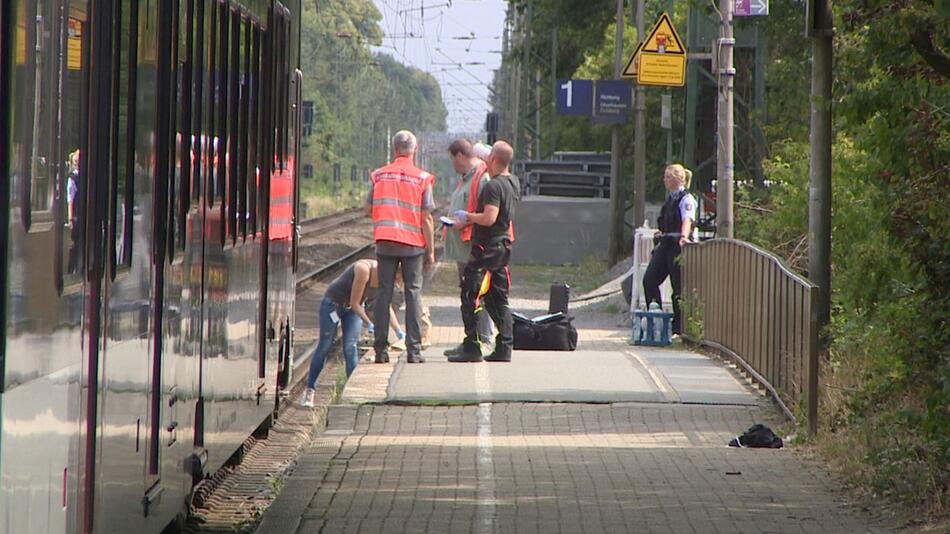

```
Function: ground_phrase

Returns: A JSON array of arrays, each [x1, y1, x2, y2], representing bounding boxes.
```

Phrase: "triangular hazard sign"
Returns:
[[621, 41, 643, 79], [641, 12, 685, 55]]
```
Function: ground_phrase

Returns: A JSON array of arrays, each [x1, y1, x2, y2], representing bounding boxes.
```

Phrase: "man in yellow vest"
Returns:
[[365, 130, 435, 364]]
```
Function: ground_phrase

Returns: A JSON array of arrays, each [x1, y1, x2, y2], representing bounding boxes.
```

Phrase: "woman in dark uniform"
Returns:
[[301, 259, 404, 407], [642, 164, 697, 335]]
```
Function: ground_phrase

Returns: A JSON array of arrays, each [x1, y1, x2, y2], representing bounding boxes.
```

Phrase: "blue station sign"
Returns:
[[592, 80, 632, 124], [556, 79, 594, 116]]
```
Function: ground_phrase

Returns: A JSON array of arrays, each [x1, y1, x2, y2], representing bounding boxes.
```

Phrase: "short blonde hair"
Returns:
[[664, 163, 692, 189]]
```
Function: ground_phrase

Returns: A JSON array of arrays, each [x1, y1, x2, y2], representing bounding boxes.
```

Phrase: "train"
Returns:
[[0, 0, 302, 532]]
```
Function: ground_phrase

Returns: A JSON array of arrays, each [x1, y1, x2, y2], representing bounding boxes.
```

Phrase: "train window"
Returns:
[[215, 1, 229, 210], [10, 0, 55, 230], [237, 19, 251, 241], [109, 0, 138, 276], [62, 14, 89, 281], [167, 0, 182, 262], [248, 25, 261, 237], [205, 1, 217, 205], [276, 15, 287, 168], [256, 21, 269, 237], [0, 0, 11, 361], [191, 0, 205, 205], [178, 0, 194, 251], [226, 9, 240, 243]]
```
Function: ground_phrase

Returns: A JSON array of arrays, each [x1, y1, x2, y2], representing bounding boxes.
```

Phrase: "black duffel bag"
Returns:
[[513, 312, 578, 351]]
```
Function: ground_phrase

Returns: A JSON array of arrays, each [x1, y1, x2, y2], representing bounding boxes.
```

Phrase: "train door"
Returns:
[[74, 0, 185, 530], [0, 0, 89, 531], [261, 3, 295, 405]]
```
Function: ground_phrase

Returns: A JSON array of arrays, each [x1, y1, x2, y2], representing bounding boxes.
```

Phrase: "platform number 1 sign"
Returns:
[[561, 80, 574, 107], [556, 79, 593, 116]]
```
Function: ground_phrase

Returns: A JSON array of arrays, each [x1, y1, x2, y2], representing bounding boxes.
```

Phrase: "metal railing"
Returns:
[[681, 239, 820, 435]]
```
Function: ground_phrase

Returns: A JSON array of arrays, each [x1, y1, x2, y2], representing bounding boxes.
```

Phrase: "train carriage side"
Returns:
[[1, 0, 90, 531], [0, 0, 301, 532]]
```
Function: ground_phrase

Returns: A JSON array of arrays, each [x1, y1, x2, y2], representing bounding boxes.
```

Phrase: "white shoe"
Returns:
[[300, 388, 316, 408]]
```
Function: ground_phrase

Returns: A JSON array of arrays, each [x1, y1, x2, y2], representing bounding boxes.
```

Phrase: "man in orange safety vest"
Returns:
[[442, 139, 496, 358], [365, 130, 435, 364], [448, 141, 520, 363]]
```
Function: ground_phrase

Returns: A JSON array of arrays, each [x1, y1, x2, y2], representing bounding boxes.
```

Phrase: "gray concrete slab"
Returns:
[[630, 346, 759, 406], [389, 348, 665, 403], [386, 345, 753, 405], [511, 196, 609, 264]]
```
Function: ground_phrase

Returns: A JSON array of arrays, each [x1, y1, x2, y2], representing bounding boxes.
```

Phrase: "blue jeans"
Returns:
[[307, 297, 363, 389]]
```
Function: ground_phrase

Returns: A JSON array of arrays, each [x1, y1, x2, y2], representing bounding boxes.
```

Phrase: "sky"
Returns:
[[371, 0, 509, 134]]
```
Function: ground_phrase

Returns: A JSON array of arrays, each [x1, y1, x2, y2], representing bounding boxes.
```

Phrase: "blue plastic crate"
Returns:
[[632, 308, 673, 346]]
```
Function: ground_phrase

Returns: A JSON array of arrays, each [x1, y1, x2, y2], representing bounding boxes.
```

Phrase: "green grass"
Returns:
[[509, 256, 608, 299], [300, 177, 368, 218]]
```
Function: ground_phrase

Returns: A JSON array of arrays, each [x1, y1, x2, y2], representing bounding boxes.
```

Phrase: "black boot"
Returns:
[[447, 342, 483, 363], [483, 346, 511, 362]]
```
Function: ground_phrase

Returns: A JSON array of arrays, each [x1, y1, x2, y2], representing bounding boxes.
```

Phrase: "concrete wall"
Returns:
[[511, 196, 610, 264]]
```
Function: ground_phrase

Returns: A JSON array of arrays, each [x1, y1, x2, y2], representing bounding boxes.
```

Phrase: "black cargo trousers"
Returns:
[[642, 237, 683, 334], [460, 239, 513, 357]]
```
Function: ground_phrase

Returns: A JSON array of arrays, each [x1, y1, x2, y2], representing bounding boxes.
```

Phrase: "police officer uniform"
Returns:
[[642, 187, 697, 334]]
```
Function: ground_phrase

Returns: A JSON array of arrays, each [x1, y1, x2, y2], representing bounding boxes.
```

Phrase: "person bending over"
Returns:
[[301, 259, 403, 407]]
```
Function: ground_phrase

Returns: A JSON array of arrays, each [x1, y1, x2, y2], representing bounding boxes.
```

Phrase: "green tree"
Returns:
[[297, 0, 448, 215]]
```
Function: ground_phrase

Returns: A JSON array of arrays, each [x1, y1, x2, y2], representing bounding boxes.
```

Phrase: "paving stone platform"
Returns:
[[257, 269, 886, 534]]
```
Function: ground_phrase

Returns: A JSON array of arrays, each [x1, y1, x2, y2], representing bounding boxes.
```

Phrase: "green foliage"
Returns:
[[299, 0, 447, 208], [539, 11, 687, 204], [684, 290, 705, 341], [732, 0, 949, 517]]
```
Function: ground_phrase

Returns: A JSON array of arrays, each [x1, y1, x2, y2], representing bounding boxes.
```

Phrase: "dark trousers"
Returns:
[[642, 239, 683, 333], [457, 262, 496, 345], [374, 253, 424, 357], [461, 242, 513, 357]]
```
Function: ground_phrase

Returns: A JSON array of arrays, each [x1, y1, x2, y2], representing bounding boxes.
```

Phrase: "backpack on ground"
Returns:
[[728, 424, 784, 448]]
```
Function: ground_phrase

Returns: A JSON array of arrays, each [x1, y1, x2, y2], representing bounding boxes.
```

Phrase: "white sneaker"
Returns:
[[300, 388, 316, 408]]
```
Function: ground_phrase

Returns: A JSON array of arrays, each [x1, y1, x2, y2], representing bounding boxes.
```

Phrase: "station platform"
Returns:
[[257, 266, 885, 534]]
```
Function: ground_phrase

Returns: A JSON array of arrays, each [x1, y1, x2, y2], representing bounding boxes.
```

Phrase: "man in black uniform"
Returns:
[[448, 141, 519, 363]]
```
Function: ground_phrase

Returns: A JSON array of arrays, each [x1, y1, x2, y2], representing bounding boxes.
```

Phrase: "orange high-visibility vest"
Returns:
[[459, 161, 489, 242], [371, 156, 433, 248]]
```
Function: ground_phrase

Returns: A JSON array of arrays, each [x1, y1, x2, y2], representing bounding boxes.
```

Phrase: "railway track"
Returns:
[[295, 207, 376, 286], [184, 205, 445, 532]]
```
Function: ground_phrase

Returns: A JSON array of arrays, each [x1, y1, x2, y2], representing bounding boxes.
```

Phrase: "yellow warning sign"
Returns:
[[637, 52, 686, 86], [620, 41, 643, 79], [641, 12, 686, 55], [67, 18, 83, 70]]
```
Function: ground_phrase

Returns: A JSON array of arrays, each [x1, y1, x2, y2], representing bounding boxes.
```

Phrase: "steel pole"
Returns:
[[608, 0, 625, 265], [716, 0, 735, 238], [808, 12, 833, 330], [632, 0, 646, 229]]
